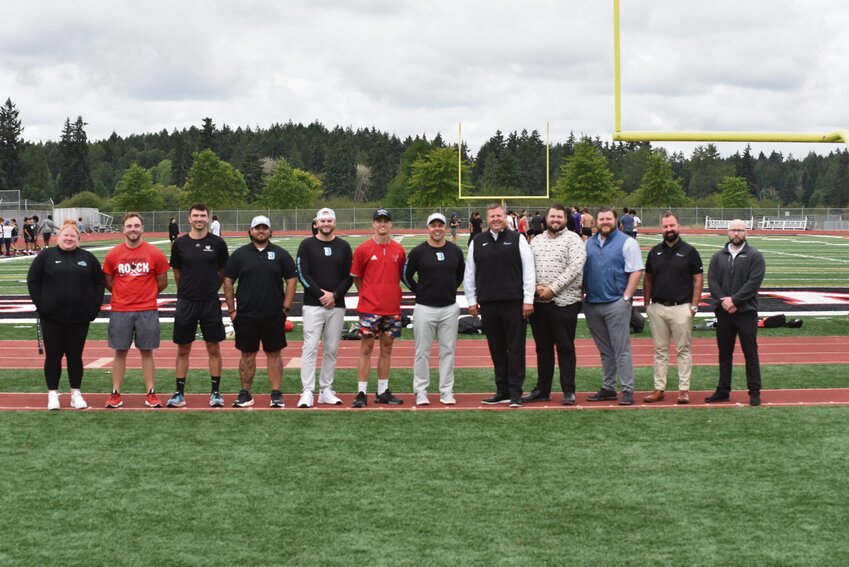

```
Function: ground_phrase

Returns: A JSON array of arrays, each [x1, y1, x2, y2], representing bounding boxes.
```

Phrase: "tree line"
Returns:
[[1, 97, 849, 212]]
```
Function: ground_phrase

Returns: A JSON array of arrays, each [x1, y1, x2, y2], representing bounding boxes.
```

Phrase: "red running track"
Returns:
[[3, 389, 849, 411], [0, 336, 846, 370]]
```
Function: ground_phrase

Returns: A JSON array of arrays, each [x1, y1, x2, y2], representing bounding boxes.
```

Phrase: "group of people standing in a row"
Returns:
[[26, 202, 765, 410], [0, 214, 61, 257]]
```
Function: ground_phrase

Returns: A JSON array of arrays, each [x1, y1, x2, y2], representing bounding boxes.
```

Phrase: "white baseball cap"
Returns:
[[315, 207, 336, 220], [250, 215, 271, 229], [426, 213, 447, 225]]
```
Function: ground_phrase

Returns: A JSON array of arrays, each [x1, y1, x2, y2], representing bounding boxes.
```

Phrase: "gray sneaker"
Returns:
[[415, 391, 430, 406], [619, 390, 634, 406], [440, 392, 457, 405]]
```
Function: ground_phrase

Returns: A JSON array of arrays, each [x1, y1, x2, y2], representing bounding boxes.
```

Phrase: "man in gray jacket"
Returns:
[[705, 219, 766, 406]]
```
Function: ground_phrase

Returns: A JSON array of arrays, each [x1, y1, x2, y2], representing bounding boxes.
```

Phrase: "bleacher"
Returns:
[[704, 217, 754, 230], [757, 216, 808, 230]]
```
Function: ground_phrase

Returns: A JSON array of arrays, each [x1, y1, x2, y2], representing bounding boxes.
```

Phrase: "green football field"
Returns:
[[1, 231, 848, 565]]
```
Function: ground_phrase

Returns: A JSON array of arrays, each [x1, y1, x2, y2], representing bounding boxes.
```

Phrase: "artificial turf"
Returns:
[[0, 407, 847, 566]]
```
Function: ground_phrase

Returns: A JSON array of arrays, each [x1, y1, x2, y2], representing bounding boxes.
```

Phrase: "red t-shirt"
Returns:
[[103, 241, 170, 311], [351, 238, 406, 315]]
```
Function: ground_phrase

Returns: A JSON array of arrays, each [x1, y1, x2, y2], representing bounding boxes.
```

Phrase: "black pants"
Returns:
[[529, 301, 581, 395], [480, 301, 526, 400], [41, 318, 91, 390], [715, 309, 761, 393]]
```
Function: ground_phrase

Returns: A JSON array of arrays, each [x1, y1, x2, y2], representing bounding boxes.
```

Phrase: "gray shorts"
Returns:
[[108, 310, 161, 350]]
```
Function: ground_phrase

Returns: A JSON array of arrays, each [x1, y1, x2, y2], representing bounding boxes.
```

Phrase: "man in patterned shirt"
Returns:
[[524, 204, 587, 405]]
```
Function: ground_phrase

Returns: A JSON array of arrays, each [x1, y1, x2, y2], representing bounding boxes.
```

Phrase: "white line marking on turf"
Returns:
[[85, 357, 113, 369], [761, 249, 849, 264], [285, 357, 302, 369]]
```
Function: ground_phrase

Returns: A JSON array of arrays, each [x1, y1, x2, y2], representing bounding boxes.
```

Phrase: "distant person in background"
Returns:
[[31, 215, 41, 251], [528, 211, 543, 242], [310, 218, 319, 237], [572, 206, 583, 237], [580, 208, 594, 241], [168, 217, 179, 247], [77, 217, 85, 239], [22, 217, 34, 255], [27, 220, 105, 410], [10, 219, 19, 254], [468, 211, 482, 246], [39, 215, 58, 248], [449, 213, 460, 243], [619, 207, 635, 238], [517, 210, 529, 241], [630, 209, 641, 239], [210, 215, 221, 237], [1, 219, 12, 257]]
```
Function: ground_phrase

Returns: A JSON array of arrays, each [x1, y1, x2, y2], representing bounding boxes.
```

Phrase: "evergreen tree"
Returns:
[[57, 116, 92, 199], [0, 98, 24, 193], [240, 146, 265, 202], [686, 144, 733, 198], [824, 151, 849, 207], [170, 130, 191, 187], [323, 128, 356, 196], [200, 117, 216, 152], [553, 139, 621, 205], [735, 144, 757, 194], [21, 143, 55, 201], [633, 150, 689, 207]]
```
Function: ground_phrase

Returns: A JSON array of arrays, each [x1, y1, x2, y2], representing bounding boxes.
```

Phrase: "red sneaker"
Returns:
[[145, 392, 163, 408], [105, 393, 123, 408]]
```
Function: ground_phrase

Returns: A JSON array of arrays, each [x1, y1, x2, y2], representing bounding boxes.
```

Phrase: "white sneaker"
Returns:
[[318, 389, 343, 405], [297, 390, 314, 408], [70, 391, 88, 409], [416, 391, 430, 406], [440, 392, 457, 405], [47, 391, 60, 411]]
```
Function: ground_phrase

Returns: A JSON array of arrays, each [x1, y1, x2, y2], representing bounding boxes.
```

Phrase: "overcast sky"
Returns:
[[3, 0, 848, 158]]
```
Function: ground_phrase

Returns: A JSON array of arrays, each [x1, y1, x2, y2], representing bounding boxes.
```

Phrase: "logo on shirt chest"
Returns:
[[268, 252, 276, 260], [117, 262, 150, 276], [324, 247, 332, 257], [436, 252, 445, 261]]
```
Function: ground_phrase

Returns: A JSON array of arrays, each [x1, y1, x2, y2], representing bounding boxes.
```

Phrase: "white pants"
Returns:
[[300, 305, 346, 392], [413, 303, 460, 394]]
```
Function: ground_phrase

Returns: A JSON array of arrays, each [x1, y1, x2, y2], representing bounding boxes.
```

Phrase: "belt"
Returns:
[[657, 300, 687, 307]]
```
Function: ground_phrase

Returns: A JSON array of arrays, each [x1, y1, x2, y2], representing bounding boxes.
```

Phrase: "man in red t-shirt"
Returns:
[[350, 208, 406, 407], [102, 213, 169, 408]]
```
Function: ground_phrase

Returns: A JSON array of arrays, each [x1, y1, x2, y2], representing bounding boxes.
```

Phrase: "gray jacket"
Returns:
[[707, 242, 765, 313]]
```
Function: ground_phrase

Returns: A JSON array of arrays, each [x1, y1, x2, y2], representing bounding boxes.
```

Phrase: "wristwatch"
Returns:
[[690, 305, 699, 313], [623, 295, 631, 302]]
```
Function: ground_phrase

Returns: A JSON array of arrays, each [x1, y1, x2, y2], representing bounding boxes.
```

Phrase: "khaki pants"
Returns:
[[646, 303, 693, 391]]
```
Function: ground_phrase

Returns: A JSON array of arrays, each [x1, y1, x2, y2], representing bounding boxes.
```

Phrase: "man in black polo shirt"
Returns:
[[223, 215, 297, 408], [168, 203, 230, 408], [642, 211, 703, 404], [403, 212, 465, 406], [464, 203, 535, 407]]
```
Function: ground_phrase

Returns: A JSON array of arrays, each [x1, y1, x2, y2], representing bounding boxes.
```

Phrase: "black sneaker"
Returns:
[[521, 389, 551, 403], [232, 389, 254, 408], [586, 388, 618, 402], [705, 391, 731, 403], [509, 398, 523, 408], [562, 392, 576, 406], [749, 391, 761, 406], [481, 394, 511, 405], [619, 390, 634, 406], [352, 391, 367, 408], [375, 389, 404, 405], [270, 390, 285, 408]]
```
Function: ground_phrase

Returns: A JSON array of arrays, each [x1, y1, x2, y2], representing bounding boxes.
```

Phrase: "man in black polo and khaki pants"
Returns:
[[642, 211, 703, 404]]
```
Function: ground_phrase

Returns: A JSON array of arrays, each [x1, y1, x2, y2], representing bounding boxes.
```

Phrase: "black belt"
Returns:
[[657, 300, 687, 307]]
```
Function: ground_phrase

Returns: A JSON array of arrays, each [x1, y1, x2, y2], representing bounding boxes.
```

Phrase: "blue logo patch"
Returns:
[[77, 261, 88, 267], [436, 252, 445, 261], [268, 252, 276, 260], [324, 247, 332, 256]]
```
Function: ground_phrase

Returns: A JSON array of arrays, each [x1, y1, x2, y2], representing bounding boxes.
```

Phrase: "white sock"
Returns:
[[358, 381, 368, 394], [377, 379, 389, 395]]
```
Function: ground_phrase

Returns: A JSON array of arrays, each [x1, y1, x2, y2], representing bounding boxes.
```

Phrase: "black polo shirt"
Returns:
[[645, 238, 703, 304], [170, 233, 229, 300], [403, 241, 465, 307], [224, 242, 296, 318]]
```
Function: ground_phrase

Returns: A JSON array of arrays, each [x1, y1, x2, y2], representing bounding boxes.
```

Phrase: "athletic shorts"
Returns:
[[108, 310, 161, 350], [450, 227, 458, 237], [173, 298, 226, 344], [358, 313, 402, 338], [581, 227, 592, 237], [234, 312, 286, 353]]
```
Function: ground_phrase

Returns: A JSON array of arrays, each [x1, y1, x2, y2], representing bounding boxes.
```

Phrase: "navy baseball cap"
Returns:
[[373, 208, 392, 221]]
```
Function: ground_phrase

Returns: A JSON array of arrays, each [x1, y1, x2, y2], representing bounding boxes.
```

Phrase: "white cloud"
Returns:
[[2, 0, 848, 157]]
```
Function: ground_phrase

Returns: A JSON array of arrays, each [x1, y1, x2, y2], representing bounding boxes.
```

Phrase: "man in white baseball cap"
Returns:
[[295, 207, 353, 407], [402, 212, 465, 405]]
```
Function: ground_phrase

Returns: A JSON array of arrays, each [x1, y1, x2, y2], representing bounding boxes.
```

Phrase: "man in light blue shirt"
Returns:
[[583, 207, 644, 405]]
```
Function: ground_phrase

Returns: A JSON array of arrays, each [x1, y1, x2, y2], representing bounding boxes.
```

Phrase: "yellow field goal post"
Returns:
[[612, 0, 849, 151]]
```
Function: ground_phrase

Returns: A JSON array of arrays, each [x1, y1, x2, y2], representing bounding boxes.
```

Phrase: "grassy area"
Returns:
[[1, 408, 847, 566], [0, 315, 846, 342], [3, 364, 847, 395]]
